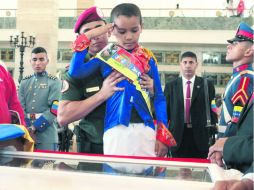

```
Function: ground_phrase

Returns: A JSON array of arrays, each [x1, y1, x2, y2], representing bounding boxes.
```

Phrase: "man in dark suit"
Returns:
[[164, 51, 217, 158], [208, 92, 253, 190]]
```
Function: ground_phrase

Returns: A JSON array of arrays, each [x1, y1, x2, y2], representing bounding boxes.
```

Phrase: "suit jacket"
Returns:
[[164, 76, 217, 152], [223, 94, 253, 174]]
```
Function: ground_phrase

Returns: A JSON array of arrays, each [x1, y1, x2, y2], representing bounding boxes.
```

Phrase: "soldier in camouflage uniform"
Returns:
[[18, 47, 61, 151]]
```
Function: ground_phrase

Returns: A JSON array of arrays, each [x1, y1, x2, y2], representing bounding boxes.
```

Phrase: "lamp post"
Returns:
[[9, 31, 35, 83]]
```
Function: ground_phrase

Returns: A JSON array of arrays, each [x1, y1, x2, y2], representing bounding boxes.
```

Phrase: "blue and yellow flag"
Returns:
[[0, 124, 34, 151]]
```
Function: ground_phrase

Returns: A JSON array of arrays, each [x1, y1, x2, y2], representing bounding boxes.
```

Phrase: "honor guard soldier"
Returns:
[[18, 47, 61, 151], [218, 22, 254, 137]]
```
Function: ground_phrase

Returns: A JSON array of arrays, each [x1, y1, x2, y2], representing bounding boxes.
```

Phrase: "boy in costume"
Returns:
[[68, 3, 176, 157]]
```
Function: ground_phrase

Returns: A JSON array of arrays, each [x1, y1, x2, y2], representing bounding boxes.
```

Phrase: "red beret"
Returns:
[[74, 6, 104, 33]]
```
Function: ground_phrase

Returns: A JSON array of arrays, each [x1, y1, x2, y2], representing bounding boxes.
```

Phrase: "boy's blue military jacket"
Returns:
[[68, 48, 168, 133]]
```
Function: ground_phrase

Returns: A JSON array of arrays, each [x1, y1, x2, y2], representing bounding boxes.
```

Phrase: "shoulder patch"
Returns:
[[22, 74, 33, 80], [133, 47, 152, 73], [48, 74, 58, 80], [231, 105, 243, 123], [50, 100, 59, 116]]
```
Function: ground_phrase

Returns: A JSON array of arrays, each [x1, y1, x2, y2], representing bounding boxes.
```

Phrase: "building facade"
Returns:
[[0, 0, 253, 94]]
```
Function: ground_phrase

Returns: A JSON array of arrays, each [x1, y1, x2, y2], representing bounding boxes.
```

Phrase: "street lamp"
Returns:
[[9, 31, 36, 83]]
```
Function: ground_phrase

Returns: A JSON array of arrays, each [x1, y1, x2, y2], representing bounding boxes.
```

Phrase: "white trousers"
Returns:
[[103, 123, 156, 174], [103, 123, 156, 157]]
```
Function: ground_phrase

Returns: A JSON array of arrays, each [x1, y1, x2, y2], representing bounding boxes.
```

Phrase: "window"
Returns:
[[57, 49, 72, 63], [220, 53, 232, 66], [202, 52, 232, 66], [0, 49, 15, 62], [202, 52, 219, 65], [165, 51, 180, 65], [202, 72, 231, 87], [153, 52, 163, 63]]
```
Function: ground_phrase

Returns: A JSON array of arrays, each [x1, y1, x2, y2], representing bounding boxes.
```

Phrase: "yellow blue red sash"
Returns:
[[96, 43, 152, 115]]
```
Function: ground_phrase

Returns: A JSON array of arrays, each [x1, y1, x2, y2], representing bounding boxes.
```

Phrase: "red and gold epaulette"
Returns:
[[133, 46, 153, 73], [72, 34, 91, 52], [143, 47, 158, 65], [156, 122, 177, 147], [231, 77, 250, 106]]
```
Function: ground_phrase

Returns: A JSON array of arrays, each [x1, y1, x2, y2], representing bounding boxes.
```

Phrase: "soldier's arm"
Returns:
[[58, 71, 125, 126], [33, 79, 61, 132], [84, 23, 113, 41]]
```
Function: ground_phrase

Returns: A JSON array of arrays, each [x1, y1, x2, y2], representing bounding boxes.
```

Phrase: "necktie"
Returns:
[[185, 81, 191, 123]]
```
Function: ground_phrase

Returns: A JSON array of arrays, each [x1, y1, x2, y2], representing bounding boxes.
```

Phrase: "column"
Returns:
[[15, 0, 59, 79]]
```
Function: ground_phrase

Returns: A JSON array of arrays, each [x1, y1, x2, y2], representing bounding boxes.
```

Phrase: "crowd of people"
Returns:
[[0, 3, 253, 189], [226, 0, 245, 17]]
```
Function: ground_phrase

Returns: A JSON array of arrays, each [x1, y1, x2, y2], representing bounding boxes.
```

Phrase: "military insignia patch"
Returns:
[[86, 86, 100, 93], [231, 105, 243, 123], [61, 80, 69, 93]]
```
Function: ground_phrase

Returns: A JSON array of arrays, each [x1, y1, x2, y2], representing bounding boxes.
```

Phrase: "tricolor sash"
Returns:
[[96, 43, 152, 115]]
